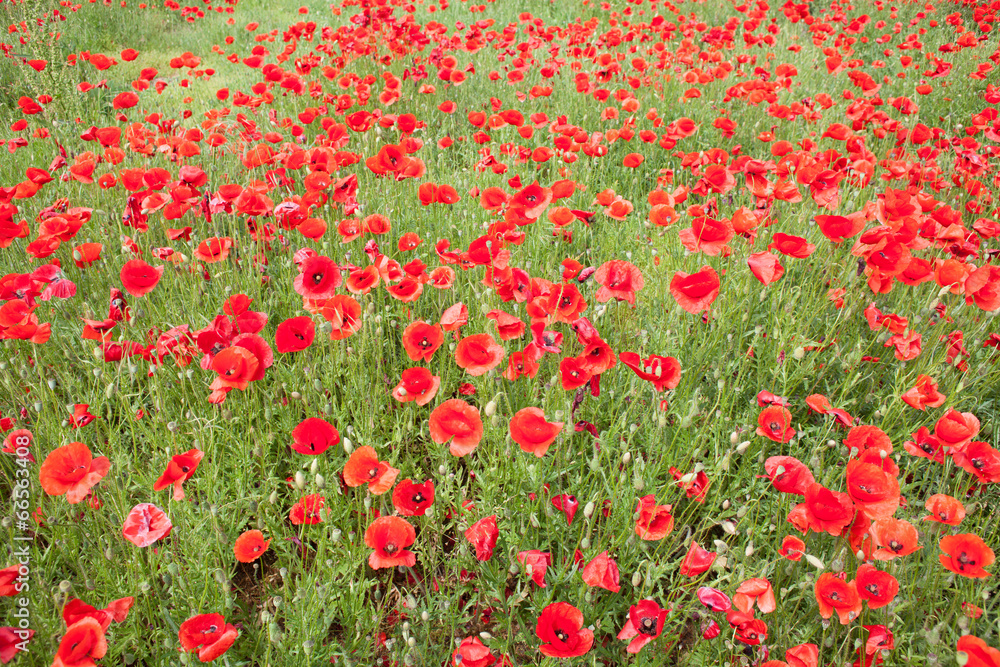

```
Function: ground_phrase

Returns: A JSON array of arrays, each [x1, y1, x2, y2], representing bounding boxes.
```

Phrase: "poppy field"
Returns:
[[3, 0, 1000, 662]]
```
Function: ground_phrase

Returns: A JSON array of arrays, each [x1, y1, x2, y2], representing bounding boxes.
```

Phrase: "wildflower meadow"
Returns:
[[1, 0, 999, 664]]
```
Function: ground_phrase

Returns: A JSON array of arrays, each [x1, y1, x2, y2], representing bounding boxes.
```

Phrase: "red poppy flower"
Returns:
[[517, 550, 552, 587], [617, 599, 669, 654], [274, 316, 315, 353], [194, 237, 233, 263], [153, 448, 204, 501], [291, 417, 340, 455], [728, 609, 768, 645], [451, 637, 496, 667], [814, 573, 861, 624], [593, 260, 644, 305], [855, 564, 898, 609], [484, 309, 526, 341], [440, 302, 468, 334], [391, 367, 441, 406], [618, 352, 681, 392], [343, 446, 399, 495], [544, 282, 588, 323], [536, 602, 593, 658], [2, 428, 33, 462], [923, 494, 965, 526], [429, 399, 483, 456], [319, 295, 362, 340], [900, 374, 946, 410], [581, 551, 620, 592], [119, 259, 163, 297], [954, 441, 1000, 484], [233, 530, 270, 563], [697, 587, 731, 613], [845, 458, 899, 520], [799, 483, 855, 536], [454, 333, 504, 376], [757, 406, 795, 443], [763, 456, 815, 495], [178, 613, 239, 662], [634, 495, 673, 540], [62, 596, 133, 632], [53, 617, 107, 667], [559, 355, 594, 390], [779, 535, 806, 561], [870, 518, 922, 561], [401, 321, 443, 362], [392, 479, 435, 516], [509, 407, 563, 457], [293, 254, 341, 299], [39, 441, 111, 504], [122, 503, 172, 547], [733, 578, 776, 614], [679, 541, 717, 577], [289, 494, 326, 525], [670, 265, 720, 314], [552, 494, 578, 524], [939, 534, 994, 579], [934, 409, 980, 454], [365, 516, 416, 569], [769, 232, 816, 258], [956, 635, 1000, 667], [679, 215, 734, 256], [748, 252, 785, 285], [465, 515, 498, 561]]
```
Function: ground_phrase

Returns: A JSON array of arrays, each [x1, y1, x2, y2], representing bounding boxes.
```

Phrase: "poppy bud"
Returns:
[[584, 501, 596, 519], [736, 441, 751, 454], [343, 438, 353, 454], [315, 474, 326, 490], [581, 537, 590, 549], [633, 478, 645, 491], [294, 471, 306, 490], [421, 611, 430, 622], [722, 520, 737, 534], [806, 554, 825, 569], [632, 572, 642, 586], [745, 542, 755, 558], [722, 500, 730, 510], [268, 490, 278, 504], [622, 452, 632, 465], [331, 529, 341, 543]]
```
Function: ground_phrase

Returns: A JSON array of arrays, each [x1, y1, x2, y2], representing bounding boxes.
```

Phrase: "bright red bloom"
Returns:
[[855, 564, 898, 610], [392, 479, 435, 516], [343, 446, 399, 495], [517, 550, 552, 587], [670, 265, 720, 314], [178, 613, 239, 662], [797, 483, 856, 536], [923, 494, 966, 526], [293, 254, 341, 299], [779, 535, 806, 561], [934, 409, 980, 453], [536, 602, 593, 658], [509, 407, 563, 457], [454, 333, 504, 376], [429, 399, 483, 457], [465, 516, 498, 561], [391, 367, 440, 406], [939, 534, 994, 579], [957, 635, 1000, 667], [122, 503, 172, 547], [119, 259, 162, 297], [52, 617, 107, 667], [757, 406, 795, 443], [764, 456, 815, 495], [289, 494, 326, 525], [365, 516, 416, 570], [900, 374, 946, 410], [845, 458, 899, 520], [617, 599, 668, 654], [233, 530, 270, 563], [39, 441, 111, 504], [733, 578, 776, 614], [274, 316, 315, 353], [814, 573, 861, 624], [451, 636, 496, 667], [290, 417, 340, 456], [634, 495, 673, 540], [401, 321, 444, 362], [870, 517, 922, 561], [593, 260, 644, 305], [153, 449, 204, 501]]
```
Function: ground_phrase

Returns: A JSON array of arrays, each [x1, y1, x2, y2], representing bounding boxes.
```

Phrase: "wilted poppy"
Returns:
[[581, 551, 620, 592], [429, 399, 483, 456], [365, 516, 416, 569], [634, 495, 673, 540], [465, 515, 498, 561], [178, 613, 239, 662], [733, 578, 776, 614], [679, 541, 717, 577], [763, 456, 815, 495], [900, 374, 946, 411], [618, 352, 681, 392], [233, 530, 270, 563], [39, 441, 111, 504], [517, 550, 552, 587], [779, 535, 806, 561], [509, 407, 563, 457], [670, 265, 720, 314], [343, 446, 399, 495], [536, 602, 593, 658], [122, 503, 172, 547]]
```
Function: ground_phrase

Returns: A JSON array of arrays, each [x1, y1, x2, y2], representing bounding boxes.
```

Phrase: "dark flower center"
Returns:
[[957, 551, 976, 568], [312, 272, 324, 285], [889, 540, 904, 553], [639, 616, 657, 635], [383, 543, 398, 555], [412, 492, 424, 503], [555, 629, 568, 642]]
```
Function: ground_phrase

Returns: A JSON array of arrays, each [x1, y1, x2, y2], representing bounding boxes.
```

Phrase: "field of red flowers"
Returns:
[[2, 0, 1000, 663]]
